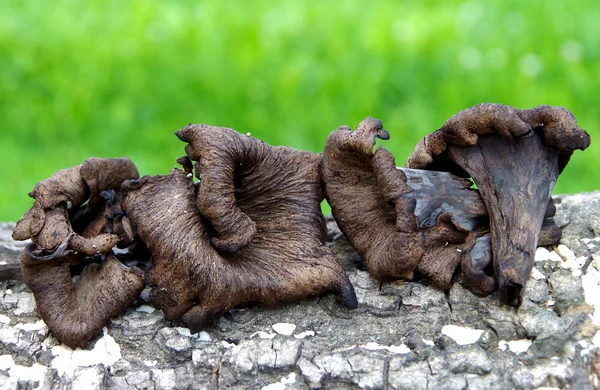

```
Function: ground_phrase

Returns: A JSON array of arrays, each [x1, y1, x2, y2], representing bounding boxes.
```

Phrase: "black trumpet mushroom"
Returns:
[[406, 103, 590, 306], [120, 124, 357, 333], [11, 158, 144, 348], [322, 115, 568, 295], [322, 117, 479, 289]]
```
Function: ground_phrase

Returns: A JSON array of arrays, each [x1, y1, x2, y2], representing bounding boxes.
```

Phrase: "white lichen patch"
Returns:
[[535, 247, 562, 262], [555, 244, 577, 262], [8, 363, 49, 389], [261, 372, 296, 390], [560, 255, 587, 270], [169, 327, 210, 341], [498, 340, 508, 351], [388, 344, 412, 354], [51, 327, 121, 377], [499, 339, 533, 354], [0, 354, 50, 389], [294, 330, 316, 339], [198, 331, 211, 341], [582, 267, 600, 326], [585, 238, 600, 251], [15, 320, 47, 333], [221, 340, 236, 349], [505, 339, 532, 354], [530, 267, 546, 280], [593, 331, 600, 348], [0, 314, 10, 324], [422, 339, 435, 347], [136, 305, 156, 314], [441, 325, 484, 345], [582, 237, 600, 245], [272, 323, 296, 336], [0, 354, 14, 370], [361, 342, 411, 354], [578, 340, 592, 356]]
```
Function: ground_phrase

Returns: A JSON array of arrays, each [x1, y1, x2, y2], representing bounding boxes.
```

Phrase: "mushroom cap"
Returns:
[[406, 103, 590, 174], [405, 103, 590, 306], [122, 125, 357, 331], [322, 117, 494, 287], [322, 119, 425, 282], [13, 158, 143, 347], [21, 251, 144, 349]]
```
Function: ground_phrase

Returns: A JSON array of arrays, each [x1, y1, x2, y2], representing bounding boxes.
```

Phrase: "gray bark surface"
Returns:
[[1, 192, 600, 389]]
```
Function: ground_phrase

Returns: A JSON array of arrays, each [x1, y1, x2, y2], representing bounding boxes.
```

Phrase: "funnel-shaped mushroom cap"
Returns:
[[13, 157, 139, 251], [322, 119, 424, 282], [121, 126, 357, 332], [321, 118, 498, 287], [406, 103, 590, 306], [12, 158, 143, 347], [21, 250, 144, 349]]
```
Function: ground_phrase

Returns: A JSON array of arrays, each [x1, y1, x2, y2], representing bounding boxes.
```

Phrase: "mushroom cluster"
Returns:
[[12, 158, 145, 348], [11, 103, 589, 348], [324, 104, 589, 307], [121, 124, 357, 333], [13, 126, 357, 347]]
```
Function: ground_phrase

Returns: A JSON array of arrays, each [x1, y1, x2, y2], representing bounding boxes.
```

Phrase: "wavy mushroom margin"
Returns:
[[406, 103, 590, 306]]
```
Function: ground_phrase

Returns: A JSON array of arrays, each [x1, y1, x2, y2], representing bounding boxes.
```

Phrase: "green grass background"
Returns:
[[1, 0, 599, 221]]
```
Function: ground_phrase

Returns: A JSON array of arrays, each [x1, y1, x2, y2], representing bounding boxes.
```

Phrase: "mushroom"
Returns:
[[12, 158, 144, 348], [322, 116, 566, 292], [322, 117, 476, 287], [13, 157, 139, 253], [120, 125, 357, 332], [21, 249, 144, 349], [406, 103, 590, 306]]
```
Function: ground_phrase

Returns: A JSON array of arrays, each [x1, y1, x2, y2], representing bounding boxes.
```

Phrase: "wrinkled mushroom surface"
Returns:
[[12, 158, 144, 348], [406, 103, 590, 306], [322, 117, 485, 288], [121, 125, 357, 332], [21, 250, 144, 349], [13, 157, 139, 254], [322, 115, 567, 293]]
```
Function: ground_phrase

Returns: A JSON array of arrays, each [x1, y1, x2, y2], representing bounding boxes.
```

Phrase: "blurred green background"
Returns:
[[1, 0, 599, 221]]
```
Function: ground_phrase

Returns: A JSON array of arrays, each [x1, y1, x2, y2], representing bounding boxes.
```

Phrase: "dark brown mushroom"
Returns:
[[406, 103, 590, 306], [322, 119, 422, 282], [12, 158, 144, 348], [120, 125, 357, 332], [322, 117, 480, 288], [13, 157, 140, 253], [322, 116, 566, 292], [21, 249, 144, 349]]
